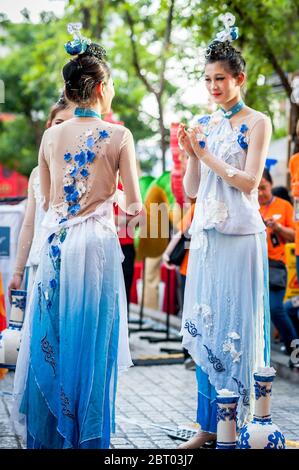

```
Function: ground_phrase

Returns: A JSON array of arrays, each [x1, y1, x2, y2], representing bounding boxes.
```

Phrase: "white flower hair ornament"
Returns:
[[215, 13, 239, 43], [64, 22, 107, 60]]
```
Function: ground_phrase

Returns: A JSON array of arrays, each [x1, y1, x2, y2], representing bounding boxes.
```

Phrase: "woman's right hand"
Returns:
[[8, 274, 23, 303], [177, 124, 197, 158]]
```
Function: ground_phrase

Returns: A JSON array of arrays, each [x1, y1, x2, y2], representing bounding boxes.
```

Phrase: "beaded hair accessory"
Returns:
[[205, 13, 239, 57], [64, 22, 107, 60]]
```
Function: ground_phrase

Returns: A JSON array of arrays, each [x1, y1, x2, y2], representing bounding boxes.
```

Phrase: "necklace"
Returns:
[[221, 100, 245, 119], [74, 107, 101, 118]]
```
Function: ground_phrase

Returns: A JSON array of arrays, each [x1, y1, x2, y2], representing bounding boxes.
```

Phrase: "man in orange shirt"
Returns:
[[258, 169, 297, 363], [289, 142, 299, 277]]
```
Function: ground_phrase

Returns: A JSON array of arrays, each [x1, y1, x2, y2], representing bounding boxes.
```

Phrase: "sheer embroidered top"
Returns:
[[14, 167, 45, 276], [38, 116, 141, 220], [189, 111, 272, 236]]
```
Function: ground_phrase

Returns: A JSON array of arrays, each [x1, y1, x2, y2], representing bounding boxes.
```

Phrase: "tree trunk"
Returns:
[[95, 0, 105, 39], [157, 98, 166, 172], [82, 8, 91, 30]]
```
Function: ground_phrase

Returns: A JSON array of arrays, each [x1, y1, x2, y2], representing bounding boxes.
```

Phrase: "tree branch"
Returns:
[[125, 10, 157, 96], [227, 1, 292, 97], [158, 0, 175, 97]]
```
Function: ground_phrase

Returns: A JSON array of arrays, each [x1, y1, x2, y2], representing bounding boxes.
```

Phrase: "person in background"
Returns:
[[8, 93, 75, 298], [289, 125, 299, 278], [163, 200, 196, 369], [283, 123, 299, 367], [258, 168, 297, 366], [272, 186, 292, 204], [114, 181, 136, 318]]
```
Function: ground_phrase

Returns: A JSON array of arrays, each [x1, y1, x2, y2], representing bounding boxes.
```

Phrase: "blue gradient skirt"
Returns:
[[181, 229, 270, 432], [13, 208, 132, 448]]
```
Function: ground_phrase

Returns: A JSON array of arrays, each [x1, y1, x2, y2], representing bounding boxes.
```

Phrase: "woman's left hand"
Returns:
[[187, 126, 208, 159]]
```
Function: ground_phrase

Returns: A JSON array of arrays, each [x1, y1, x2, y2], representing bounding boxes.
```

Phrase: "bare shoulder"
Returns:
[[245, 107, 271, 127]]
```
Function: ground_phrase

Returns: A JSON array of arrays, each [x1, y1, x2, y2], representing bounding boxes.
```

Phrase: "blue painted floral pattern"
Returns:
[[264, 430, 286, 449], [232, 377, 250, 406], [238, 425, 251, 449], [198, 115, 211, 126], [254, 382, 272, 400], [217, 405, 237, 423], [13, 297, 26, 312], [58, 127, 110, 222], [203, 345, 225, 372], [99, 130, 109, 139], [41, 333, 56, 375], [61, 388, 75, 420], [236, 123, 249, 150], [184, 320, 201, 337]]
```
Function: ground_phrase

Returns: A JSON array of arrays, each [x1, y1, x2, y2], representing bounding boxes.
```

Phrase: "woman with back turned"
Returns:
[[13, 24, 142, 449]]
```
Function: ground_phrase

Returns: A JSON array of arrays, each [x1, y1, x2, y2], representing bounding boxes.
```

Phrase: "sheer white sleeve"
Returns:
[[201, 116, 272, 194]]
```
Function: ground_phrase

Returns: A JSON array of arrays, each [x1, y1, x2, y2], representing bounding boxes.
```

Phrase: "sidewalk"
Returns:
[[0, 307, 299, 449]]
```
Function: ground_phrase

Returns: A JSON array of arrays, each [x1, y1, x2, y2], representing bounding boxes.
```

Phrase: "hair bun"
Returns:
[[85, 43, 107, 61], [62, 59, 83, 85], [205, 40, 233, 59]]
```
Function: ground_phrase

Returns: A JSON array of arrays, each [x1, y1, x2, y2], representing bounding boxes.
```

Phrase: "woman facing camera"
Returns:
[[13, 24, 142, 449], [178, 14, 272, 448]]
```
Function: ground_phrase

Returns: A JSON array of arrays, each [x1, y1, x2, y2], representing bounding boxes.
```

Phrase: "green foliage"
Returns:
[[0, 116, 37, 175], [0, 0, 298, 176]]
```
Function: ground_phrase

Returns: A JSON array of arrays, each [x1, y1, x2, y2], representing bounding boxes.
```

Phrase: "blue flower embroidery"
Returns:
[[68, 203, 81, 216], [64, 152, 72, 162], [64, 184, 76, 194], [48, 233, 55, 244], [59, 228, 67, 243], [198, 115, 211, 126], [239, 124, 248, 134], [236, 123, 249, 150], [99, 130, 109, 139], [61, 126, 108, 222], [184, 320, 201, 337], [87, 135, 95, 149], [50, 279, 57, 290], [61, 388, 75, 420], [66, 190, 79, 203], [69, 166, 78, 177], [237, 133, 248, 150], [203, 345, 225, 372], [80, 168, 89, 177], [41, 332, 56, 376], [51, 245, 60, 257], [87, 150, 95, 163], [74, 150, 87, 167]]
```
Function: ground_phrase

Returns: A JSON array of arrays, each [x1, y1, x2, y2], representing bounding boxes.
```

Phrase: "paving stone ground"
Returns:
[[1, 361, 299, 449]]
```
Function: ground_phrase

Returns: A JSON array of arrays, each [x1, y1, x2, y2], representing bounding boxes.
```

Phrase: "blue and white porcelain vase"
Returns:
[[216, 390, 239, 449], [0, 289, 26, 369], [238, 367, 286, 449]]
